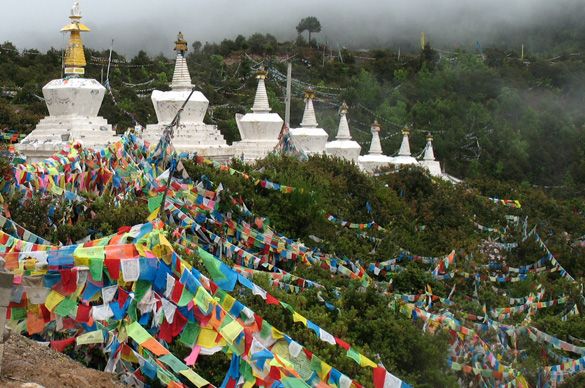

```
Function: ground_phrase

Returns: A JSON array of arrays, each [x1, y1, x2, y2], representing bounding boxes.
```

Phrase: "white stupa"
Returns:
[[142, 32, 231, 161], [232, 68, 284, 162], [391, 126, 419, 166], [16, 2, 118, 164], [418, 133, 442, 176], [324, 102, 361, 163], [289, 89, 328, 155], [358, 121, 393, 173]]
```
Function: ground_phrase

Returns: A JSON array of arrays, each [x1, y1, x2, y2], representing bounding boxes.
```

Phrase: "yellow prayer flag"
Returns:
[[147, 207, 160, 221], [317, 361, 332, 381], [269, 355, 294, 369], [220, 320, 243, 344], [180, 369, 210, 388], [74, 256, 90, 267], [194, 286, 213, 313], [292, 312, 307, 325], [76, 330, 105, 345], [45, 290, 65, 311], [74, 246, 105, 261], [197, 327, 219, 348], [360, 356, 377, 368], [243, 380, 255, 388], [155, 233, 174, 264], [221, 294, 236, 312], [134, 243, 148, 258], [272, 327, 284, 339], [517, 376, 529, 387], [421, 31, 425, 49]]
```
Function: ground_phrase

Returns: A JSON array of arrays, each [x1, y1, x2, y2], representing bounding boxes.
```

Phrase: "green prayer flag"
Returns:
[[177, 287, 194, 307], [310, 354, 322, 371], [279, 301, 295, 314], [282, 377, 311, 388], [346, 347, 362, 364], [89, 258, 103, 281], [214, 288, 227, 304], [11, 308, 27, 320], [156, 367, 173, 385], [197, 248, 227, 281], [134, 280, 151, 302], [239, 362, 255, 383], [54, 298, 77, 317], [148, 195, 164, 213], [260, 320, 272, 339], [180, 321, 201, 347], [158, 353, 189, 373], [127, 299, 138, 322], [126, 321, 152, 344]]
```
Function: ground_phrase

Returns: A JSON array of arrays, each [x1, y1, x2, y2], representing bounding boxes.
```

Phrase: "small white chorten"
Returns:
[[142, 32, 231, 161], [289, 89, 328, 155], [358, 121, 393, 173], [419, 133, 442, 176], [391, 126, 419, 166], [16, 2, 117, 164], [324, 102, 362, 162], [232, 67, 284, 162]]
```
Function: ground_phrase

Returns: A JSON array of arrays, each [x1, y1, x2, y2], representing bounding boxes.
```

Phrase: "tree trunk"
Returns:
[[308, 31, 312, 46]]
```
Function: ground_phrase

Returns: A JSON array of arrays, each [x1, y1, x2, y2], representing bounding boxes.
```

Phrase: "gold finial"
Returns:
[[174, 31, 188, 53], [340, 101, 348, 114], [256, 66, 267, 79], [304, 88, 315, 99], [371, 119, 381, 131], [402, 125, 410, 136], [61, 2, 90, 76], [427, 132, 433, 141]]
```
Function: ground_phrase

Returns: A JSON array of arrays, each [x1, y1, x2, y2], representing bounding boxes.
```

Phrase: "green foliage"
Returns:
[[6, 192, 149, 243], [558, 371, 585, 388]]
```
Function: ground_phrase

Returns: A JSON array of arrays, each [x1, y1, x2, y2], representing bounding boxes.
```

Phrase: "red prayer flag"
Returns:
[[75, 304, 92, 323], [335, 337, 351, 351], [266, 293, 279, 305], [50, 337, 76, 352]]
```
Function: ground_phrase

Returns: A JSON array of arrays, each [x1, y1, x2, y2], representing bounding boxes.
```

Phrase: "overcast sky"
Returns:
[[1, 0, 579, 57]]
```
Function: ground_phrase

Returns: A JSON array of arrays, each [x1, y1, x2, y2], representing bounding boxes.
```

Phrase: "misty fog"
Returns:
[[2, 0, 584, 57]]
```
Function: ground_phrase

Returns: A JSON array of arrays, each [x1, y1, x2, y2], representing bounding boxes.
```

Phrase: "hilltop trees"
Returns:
[[296, 16, 321, 45], [2, 31, 585, 189]]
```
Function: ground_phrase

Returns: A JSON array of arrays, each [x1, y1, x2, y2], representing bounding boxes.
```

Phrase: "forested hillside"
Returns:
[[1, 21, 585, 388], [1, 20, 585, 187]]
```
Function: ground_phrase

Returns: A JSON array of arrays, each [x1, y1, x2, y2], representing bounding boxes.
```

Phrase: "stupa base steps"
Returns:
[[232, 140, 279, 163]]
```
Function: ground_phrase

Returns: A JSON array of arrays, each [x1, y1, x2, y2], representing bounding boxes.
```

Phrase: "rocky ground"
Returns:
[[0, 332, 126, 388]]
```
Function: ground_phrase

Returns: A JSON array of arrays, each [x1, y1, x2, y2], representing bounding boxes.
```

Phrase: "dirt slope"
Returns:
[[0, 332, 126, 388]]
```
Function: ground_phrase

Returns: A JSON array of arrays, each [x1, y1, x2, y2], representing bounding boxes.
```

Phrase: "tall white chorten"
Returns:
[[418, 133, 442, 176], [358, 121, 393, 173], [391, 126, 419, 166], [142, 32, 231, 161], [233, 67, 284, 162], [324, 102, 361, 163], [289, 89, 328, 155], [16, 2, 117, 164]]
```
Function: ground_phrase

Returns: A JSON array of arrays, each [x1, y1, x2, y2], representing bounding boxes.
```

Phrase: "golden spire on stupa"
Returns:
[[174, 31, 188, 54], [60, 2, 90, 76]]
